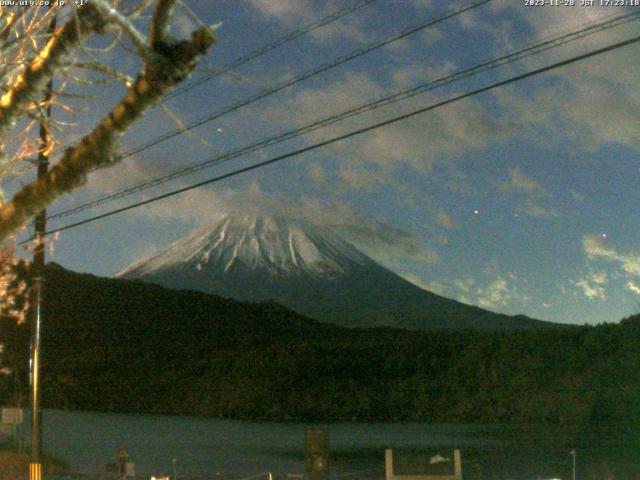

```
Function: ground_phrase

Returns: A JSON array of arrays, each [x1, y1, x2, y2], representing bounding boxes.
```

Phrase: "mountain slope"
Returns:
[[2, 264, 636, 425], [118, 214, 553, 331]]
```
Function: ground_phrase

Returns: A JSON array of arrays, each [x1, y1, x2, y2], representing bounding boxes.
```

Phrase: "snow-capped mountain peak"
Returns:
[[117, 214, 375, 279], [118, 213, 551, 331]]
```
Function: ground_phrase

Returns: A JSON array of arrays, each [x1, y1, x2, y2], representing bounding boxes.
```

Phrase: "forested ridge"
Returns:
[[1, 263, 637, 424]]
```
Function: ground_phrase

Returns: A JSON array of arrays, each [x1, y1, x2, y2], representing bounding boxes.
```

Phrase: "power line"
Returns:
[[165, 0, 380, 102], [47, 10, 640, 220], [51, 11, 640, 218], [1, 0, 380, 184], [103, 0, 494, 164], [31, 33, 640, 240]]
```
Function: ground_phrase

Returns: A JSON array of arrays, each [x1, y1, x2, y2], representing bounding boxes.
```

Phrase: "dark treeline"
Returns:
[[0, 263, 638, 425]]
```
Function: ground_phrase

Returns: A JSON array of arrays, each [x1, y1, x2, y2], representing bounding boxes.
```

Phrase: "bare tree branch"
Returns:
[[150, 0, 176, 45], [149, 0, 176, 44], [0, 5, 104, 168], [0, 21, 215, 242], [91, 0, 157, 63]]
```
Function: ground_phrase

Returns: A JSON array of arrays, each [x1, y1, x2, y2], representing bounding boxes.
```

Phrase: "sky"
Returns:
[[5, 0, 640, 325]]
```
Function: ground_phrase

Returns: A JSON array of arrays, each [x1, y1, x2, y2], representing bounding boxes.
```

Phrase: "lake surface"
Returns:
[[31, 409, 640, 480]]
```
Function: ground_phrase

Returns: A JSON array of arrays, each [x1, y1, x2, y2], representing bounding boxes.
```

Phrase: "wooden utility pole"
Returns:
[[29, 7, 56, 478]]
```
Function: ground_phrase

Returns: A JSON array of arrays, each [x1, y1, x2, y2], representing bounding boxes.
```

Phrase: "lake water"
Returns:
[[31, 409, 640, 480]]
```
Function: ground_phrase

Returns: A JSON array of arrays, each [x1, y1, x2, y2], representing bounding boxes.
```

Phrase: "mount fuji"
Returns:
[[117, 214, 553, 330]]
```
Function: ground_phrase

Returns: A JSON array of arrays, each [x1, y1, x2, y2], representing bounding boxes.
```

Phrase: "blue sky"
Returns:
[[7, 0, 640, 325]]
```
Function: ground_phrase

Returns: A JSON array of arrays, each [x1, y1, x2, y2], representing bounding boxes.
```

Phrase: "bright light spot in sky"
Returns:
[[473, 210, 479, 215]]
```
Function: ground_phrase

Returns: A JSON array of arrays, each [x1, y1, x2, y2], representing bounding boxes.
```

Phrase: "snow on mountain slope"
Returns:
[[118, 214, 375, 279], [118, 214, 554, 331]]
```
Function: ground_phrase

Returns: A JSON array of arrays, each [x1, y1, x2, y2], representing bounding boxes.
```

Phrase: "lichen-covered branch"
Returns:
[[0, 20, 215, 242]]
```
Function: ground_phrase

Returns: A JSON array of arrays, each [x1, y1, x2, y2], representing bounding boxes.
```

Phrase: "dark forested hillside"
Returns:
[[0, 263, 638, 424]]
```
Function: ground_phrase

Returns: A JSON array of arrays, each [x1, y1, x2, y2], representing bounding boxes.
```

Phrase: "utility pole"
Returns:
[[29, 7, 56, 479]]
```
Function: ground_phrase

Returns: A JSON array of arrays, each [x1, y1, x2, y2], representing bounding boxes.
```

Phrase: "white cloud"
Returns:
[[492, 8, 640, 153], [576, 235, 640, 300], [574, 271, 608, 300], [583, 235, 640, 276], [477, 276, 511, 310], [254, 71, 513, 192], [627, 281, 640, 295], [245, 0, 314, 23], [391, 62, 457, 90], [454, 278, 474, 293], [522, 6, 627, 49], [502, 167, 543, 194], [452, 274, 528, 311], [583, 235, 618, 259], [500, 167, 557, 218], [519, 202, 558, 218], [243, 0, 373, 43]]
